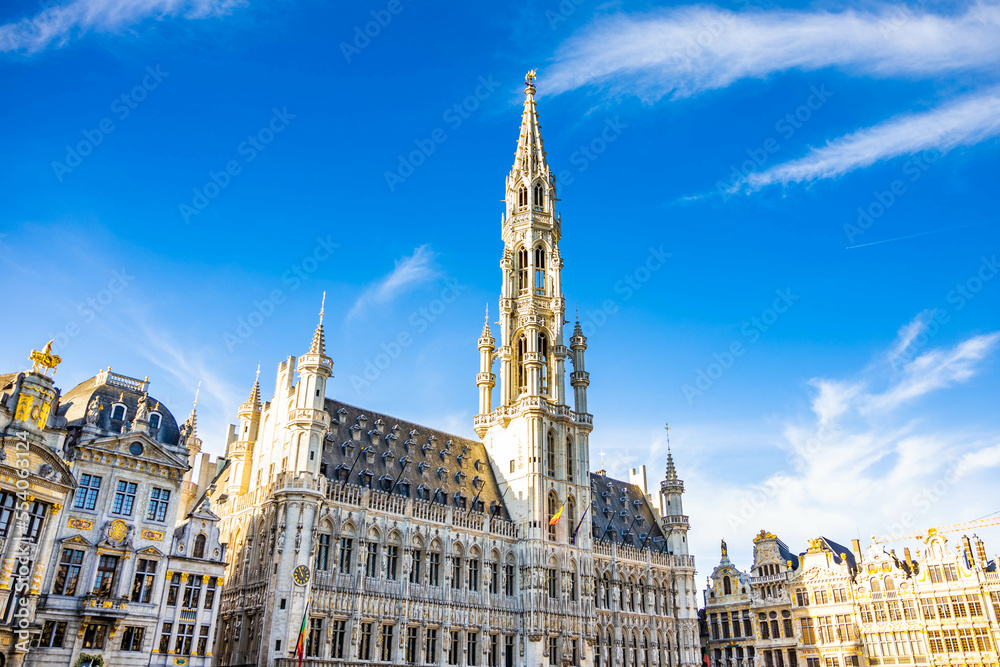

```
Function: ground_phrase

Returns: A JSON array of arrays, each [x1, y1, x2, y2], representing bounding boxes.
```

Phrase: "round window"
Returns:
[[129, 442, 144, 456]]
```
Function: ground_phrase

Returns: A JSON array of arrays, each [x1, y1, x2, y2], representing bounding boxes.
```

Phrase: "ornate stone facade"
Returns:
[[701, 530, 1000, 667], [212, 75, 700, 667]]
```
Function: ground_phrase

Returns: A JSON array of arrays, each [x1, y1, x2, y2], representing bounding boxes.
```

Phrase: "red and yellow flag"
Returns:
[[549, 503, 564, 526], [295, 600, 310, 666]]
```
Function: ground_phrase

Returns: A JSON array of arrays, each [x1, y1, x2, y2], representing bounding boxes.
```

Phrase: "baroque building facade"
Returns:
[[701, 530, 1000, 667], [0, 353, 225, 667], [212, 74, 700, 667]]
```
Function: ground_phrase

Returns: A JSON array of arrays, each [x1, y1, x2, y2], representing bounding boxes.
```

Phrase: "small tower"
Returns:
[[569, 318, 589, 416], [178, 388, 204, 515], [228, 370, 262, 496], [475, 307, 496, 432], [289, 294, 334, 475], [659, 427, 690, 555]]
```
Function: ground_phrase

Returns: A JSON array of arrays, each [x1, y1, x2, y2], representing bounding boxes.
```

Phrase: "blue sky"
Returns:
[[2, 0, 999, 569]]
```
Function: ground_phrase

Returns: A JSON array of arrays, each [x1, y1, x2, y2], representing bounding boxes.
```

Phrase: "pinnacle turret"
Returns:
[[247, 364, 261, 407]]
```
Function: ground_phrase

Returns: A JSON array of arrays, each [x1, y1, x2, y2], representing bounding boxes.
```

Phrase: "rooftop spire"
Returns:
[[248, 364, 261, 406], [482, 304, 492, 337], [665, 422, 677, 481], [310, 292, 327, 356], [513, 70, 548, 176]]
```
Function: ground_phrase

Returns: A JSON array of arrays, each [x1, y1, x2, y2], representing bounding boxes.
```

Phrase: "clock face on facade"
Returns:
[[293, 565, 310, 586], [129, 441, 144, 456]]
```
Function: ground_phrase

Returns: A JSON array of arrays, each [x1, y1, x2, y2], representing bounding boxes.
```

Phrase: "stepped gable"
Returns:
[[590, 471, 665, 551], [322, 398, 511, 521]]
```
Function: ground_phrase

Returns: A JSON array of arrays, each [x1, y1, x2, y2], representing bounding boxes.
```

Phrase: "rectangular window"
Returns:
[[339, 537, 354, 571], [800, 618, 815, 645], [74, 474, 102, 510], [53, 548, 85, 596], [93, 555, 119, 596], [131, 558, 157, 603], [387, 545, 399, 580], [82, 623, 108, 650], [468, 631, 479, 666], [505, 563, 515, 596], [158, 623, 172, 654], [175, 623, 195, 655], [760, 620, 770, 640], [548, 568, 557, 598], [306, 618, 322, 657], [815, 589, 828, 604], [315, 534, 330, 571], [0, 492, 15, 537], [197, 625, 210, 655], [120, 626, 144, 652], [146, 487, 171, 522], [452, 555, 462, 589], [410, 550, 423, 583], [783, 619, 794, 638], [548, 636, 558, 666], [468, 558, 480, 591], [36, 621, 67, 648], [450, 630, 461, 665], [796, 590, 809, 606], [425, 628, 438, 663], [380, 624, 395, 662], [332, 619, 347, 659], [182, 574, 203, 608], [489, 562, 499, 594], [204, 577, 218, 609], [167, 572, 181, 606], [365, 542, 379, 577], [489, 633, 499, 667], [429, 552, 441, 586], [406, 626, 419, 664], [112, 480, 138, 515], [505, 635, 515, 667], [21, 500, 47, 543], [360, 622, 373, 661]]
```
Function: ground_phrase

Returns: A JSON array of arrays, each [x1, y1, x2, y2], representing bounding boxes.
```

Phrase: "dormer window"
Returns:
[[148, 412, 161, 429], [111, 404, 126, 421]]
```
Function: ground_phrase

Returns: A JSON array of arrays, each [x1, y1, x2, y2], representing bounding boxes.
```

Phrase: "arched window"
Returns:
[[565, 436, 574, 482], [869, 577, 880, 593], [628, 577, 636, 611], [533, 182, 543, 209], [643, 632, 651, 667], [194, 533, 207, 559], [111, 403, 126, 421], [639, 577, 647, 613], [538, 332, 549, 395], [546, 431, 556, 477], [517, 184, 528, 209], [595, 628, 603, 667], [547, 492, 559, 541], [566, 497, 576, 545], [603, 572, 611, 609], [883, 575, 895, 592], [516, 335, 527, 395], [723, 576, 731, 595], [534, 246, 546, 295], [516, 247, 529, 294], [631, 631, 639, 667]]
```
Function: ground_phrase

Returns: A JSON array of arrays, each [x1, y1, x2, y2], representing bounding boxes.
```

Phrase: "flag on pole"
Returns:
[[549, 503, 564, 526], [296, 599, 310, 667], [570, 504, 591, 543]]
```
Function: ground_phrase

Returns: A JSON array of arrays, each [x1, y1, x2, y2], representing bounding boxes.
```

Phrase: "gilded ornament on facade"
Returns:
[[29, 340, 62, 375]]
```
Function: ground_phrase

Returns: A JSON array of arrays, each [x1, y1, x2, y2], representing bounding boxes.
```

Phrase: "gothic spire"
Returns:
[[248, 364, 261, 406], [513, 70, 549, 177], [310, 291, 326, 356], [665, 422, 677, 481], [481, 304, 492, 338]]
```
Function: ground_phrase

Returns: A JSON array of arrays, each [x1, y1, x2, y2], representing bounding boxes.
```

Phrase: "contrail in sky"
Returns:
[[845, 223, 985, 249]]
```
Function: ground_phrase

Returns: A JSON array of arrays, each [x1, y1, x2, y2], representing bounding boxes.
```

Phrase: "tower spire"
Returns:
[[513, 70, 549, 176], [665, 422, 677, 481], [248, 364, 261, 406], [310, 292, 327, 356]]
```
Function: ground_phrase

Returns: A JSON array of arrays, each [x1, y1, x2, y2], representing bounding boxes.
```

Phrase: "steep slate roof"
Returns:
[[776, 538, 800, 570], [320, 398, 510, 522], [820, 536, 858, 570], [590, 471, 665, 552]]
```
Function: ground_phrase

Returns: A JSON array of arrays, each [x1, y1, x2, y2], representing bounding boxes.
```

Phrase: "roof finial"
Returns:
[[525, 69, 537, 87], [665, 423, 677, 481], [255, 363, 260, 382], [193, 381, 201, 409], [310, 295, 327, 356], [319, 291, 326, 324]]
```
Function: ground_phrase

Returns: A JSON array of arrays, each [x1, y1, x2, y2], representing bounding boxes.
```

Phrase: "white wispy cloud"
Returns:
[[544, 3, 1000, 100], [740, 88, 1000, 189], [646, 320, 1000, 567], [0, 0, 243, 54], [347, 245, 441, 320]]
